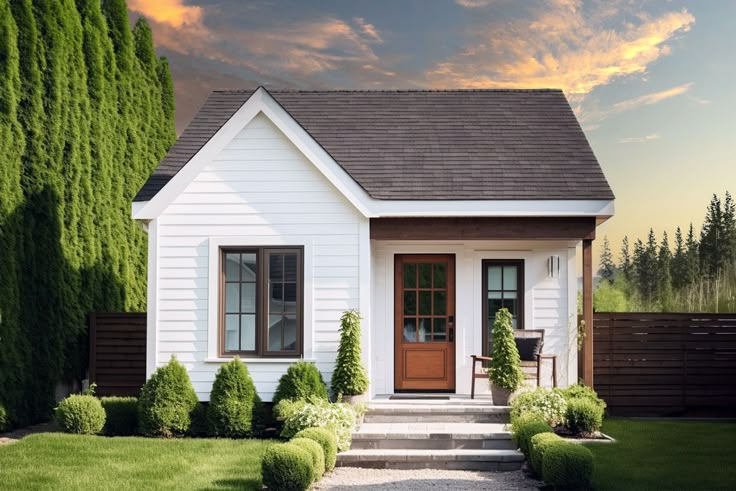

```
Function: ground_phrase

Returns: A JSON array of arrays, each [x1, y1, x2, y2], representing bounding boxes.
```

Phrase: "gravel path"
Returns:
[[315, 467, 542, 490]]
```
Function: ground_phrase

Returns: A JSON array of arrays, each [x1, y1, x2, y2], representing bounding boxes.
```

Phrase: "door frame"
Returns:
[[393, 253, 456, 392]]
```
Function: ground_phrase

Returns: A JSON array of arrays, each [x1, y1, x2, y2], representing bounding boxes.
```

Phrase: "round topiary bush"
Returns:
[[294, 427, 338, 471], [542, 441, 594, 488], [529, 432, 566, 476], [207, 358, 262, 437], [261, 444, 314, 491], [488, 309, 524, 397], [565, 397, 604, 436], [0, 403, 11, 433], [100, 397, 138, 436], [290, 438, 325, 482], [272, 361, 328, 407], [138, 357, 199, 437], [55, 394, 106, 435], [510, 387, 567, 427], [331, 310, 369, 398], [511, 412, 553, 457]]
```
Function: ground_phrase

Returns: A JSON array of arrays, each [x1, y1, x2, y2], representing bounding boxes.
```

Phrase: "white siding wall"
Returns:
[[370, 240, 578, 396], [154, 113, 364, 401]]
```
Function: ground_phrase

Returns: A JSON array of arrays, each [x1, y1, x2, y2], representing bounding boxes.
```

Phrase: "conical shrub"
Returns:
[[138, 356, 198, 437]]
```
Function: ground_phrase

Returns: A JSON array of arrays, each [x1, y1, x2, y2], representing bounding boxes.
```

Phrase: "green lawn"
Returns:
[[0, 433, 274, 490], [585, 418, 736, 491]]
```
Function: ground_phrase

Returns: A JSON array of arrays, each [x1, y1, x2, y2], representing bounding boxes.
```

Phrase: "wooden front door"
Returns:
[[394, 254, 455, 391]]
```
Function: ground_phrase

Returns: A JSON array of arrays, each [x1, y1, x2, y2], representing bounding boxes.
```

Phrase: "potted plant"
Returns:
[[331, 309, 369, 406], [488, 308, 524, 405]]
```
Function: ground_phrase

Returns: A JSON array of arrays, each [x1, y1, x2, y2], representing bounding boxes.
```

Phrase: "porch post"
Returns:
[[582, 238, 594, 387]]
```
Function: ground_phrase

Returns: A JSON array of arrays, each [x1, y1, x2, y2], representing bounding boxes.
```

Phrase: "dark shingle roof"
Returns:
[[134, 89, 614, 202]]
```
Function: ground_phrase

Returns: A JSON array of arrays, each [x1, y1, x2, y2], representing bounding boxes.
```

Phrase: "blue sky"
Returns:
[[129, 0, 736, 266]]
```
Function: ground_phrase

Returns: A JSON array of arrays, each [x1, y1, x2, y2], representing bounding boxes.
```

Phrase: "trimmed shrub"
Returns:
[[188, 403, 208, 437], [565, 397, 604, 435], [331, 310, 369, 397], [511, 412, 553, 456], [261, 444, 313, 491], [510, 387, 567, 427], [556, 384, 607, 411], [278, 397, 356, 452], [272, 362, 328, 407], [542, 441, 594, 488], [138, 357, 199, 437], [0, 403, 10, 432], [207, 358, 261, 437], [488, 308, 524, 391], [295, 427, 338, 471], [529, 432, 566, 476], [55, 395, 106, 435], [290, 438, 325, 481], [100, 397, 138, 436]]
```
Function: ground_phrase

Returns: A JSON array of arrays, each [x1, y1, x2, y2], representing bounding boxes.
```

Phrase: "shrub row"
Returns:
[[529, 432, 594, 488], [262, 426, 338, 491]]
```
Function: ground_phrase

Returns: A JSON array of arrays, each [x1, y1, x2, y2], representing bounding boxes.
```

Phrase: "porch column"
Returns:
[[581, 239, 594, 387]]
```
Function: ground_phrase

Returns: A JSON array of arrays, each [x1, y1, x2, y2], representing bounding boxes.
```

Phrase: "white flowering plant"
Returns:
[[509, 387, 567, 428], [277, 397, 357, 452]]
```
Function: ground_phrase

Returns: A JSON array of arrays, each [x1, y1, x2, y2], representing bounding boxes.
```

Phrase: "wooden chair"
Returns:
[[470, 329, 557, 399]]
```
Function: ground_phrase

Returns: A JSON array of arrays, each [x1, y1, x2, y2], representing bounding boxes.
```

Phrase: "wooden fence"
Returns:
[[89, 312, 146, 397], [592, 312, 736, 416]]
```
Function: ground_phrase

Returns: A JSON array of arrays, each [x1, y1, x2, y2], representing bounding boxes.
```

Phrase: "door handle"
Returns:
[[448, 316, 454, 342]]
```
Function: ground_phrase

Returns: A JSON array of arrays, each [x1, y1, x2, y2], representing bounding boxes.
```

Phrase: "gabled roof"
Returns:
[[134, 88, 614, 202]]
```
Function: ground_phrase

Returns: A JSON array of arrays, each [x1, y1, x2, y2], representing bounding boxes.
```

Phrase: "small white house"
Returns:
[[132, 87, 614, 401]]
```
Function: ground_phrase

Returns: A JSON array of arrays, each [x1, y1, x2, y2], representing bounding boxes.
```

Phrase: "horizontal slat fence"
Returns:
[[89, 312, 146, 397], [592, 312, 736, 416]]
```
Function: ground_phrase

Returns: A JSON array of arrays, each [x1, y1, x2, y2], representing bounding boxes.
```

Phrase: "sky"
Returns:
[[127, 0, 736, 268]]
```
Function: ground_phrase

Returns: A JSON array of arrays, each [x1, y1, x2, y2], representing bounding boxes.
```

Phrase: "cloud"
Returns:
[[127, 0, 203, 28], [612, 83, 692, 112], [354, 17, 383, 43], [619, 133, 660, 144], [455, 0, 495, 7]]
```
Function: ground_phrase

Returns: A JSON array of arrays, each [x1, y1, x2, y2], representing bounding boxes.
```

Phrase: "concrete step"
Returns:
[[351, 422, 515, 450], [364, 403, 511, 424], [336, 448, 525, 471]]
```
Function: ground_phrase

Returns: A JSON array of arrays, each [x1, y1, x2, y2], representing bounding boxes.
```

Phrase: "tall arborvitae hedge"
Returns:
[[0, 0, 174, 425]]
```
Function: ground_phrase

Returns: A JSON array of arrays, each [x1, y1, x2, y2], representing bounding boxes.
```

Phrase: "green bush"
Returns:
[[331, 310, 369, 397], [529, 432, 566, 476], [138, 357, 199, 437], [488, 308, 524, 391], [272, 362, 328, 407], [100, 397, 138, 436], [510, 387, 567, 427], [55, 395, 106, 435], [278, 397, 356, 452], [556, 384, 606, 411], [295, 427, 338, 471], [511, 412, 553, 456], [0, 403, 10, 432], [565, 397, 604, 435], [542, 441, 594, 488], [188, 403, 208, 437], [261, 444, 314, 491], [290, 438, 325, 481], [207, 358, 262, 437]]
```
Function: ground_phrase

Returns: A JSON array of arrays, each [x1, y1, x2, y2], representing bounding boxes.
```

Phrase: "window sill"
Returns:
[[204, 357, 313, 364]]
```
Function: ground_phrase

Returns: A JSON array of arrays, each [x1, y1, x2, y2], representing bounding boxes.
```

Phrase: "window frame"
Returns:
[[481, 259, 524, 356], [219, 246, 304, 358]]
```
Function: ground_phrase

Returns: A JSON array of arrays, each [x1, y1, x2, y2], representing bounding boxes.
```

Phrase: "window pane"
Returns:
[[488, 298, 503, 316], [504, 291, 517, 299], [269, 254, 283, 281], [225, 283, 239, 313], [419, 291, 431, 315], [284, 254, 298, 282], [418, 264, 432, 288], [433, 263, 446, 288], [283, 314, 297, 351], [403, 318, 416, 342], [488, 266, 502, 290], [225, 314, 239, 351], [269, 282, 283, 313], [503, 266, 517, 290], [502, 298, 517, 316], [488, 291, 502, 299], [433, 291, 446, 315], [284, 283, 297, 313], [418, 318, 431, 342], [240, 314, 255, 351], [241, 282, 256, 312], [403, 264, 416, 288], [225, 253, 240, 281], [241, 253, 257, 281], [433, 318, 446, 341], [404, 291, 416, 315], [268, 315, 283, 351]]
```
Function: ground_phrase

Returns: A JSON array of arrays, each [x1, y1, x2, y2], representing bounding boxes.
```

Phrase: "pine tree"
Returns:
[[700, 194, 724, 277], [620, 236, 632, 280], [598, 236, 615, 283], [723, 192, 736, 267], [657, 231, 674, 309], [671, 227, 688, 290], [685, 223, 700, 286]]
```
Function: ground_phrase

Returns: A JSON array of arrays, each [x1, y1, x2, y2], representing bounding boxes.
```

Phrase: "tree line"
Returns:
[[0, 0, 174, 424], [596, 192, 736, 313]]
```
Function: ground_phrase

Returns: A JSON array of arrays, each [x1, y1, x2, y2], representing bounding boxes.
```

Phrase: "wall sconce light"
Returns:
[[547, 255, 560, 278]]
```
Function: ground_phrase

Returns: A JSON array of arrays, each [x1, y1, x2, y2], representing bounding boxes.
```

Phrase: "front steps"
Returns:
[[338, 399, 524, 471]]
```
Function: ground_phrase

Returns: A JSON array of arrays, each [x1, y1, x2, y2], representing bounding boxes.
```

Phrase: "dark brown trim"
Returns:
[[370, 217, 596, 241], [581, 239, 594, 386], [481, 259, 525, 357]]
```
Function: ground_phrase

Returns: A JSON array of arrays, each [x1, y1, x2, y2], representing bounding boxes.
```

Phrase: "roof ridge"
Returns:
[[211, 88, 564, 94]]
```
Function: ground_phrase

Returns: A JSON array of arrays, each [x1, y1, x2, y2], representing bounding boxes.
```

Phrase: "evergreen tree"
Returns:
[[598, 236, 615, 283], [723, 192, 736, 267], [700, 194, 724, 277], [671, 227, 688, 290], [620, 236, 632, 280], [685, 223, 700, 286], [657, 231, 674, 309]]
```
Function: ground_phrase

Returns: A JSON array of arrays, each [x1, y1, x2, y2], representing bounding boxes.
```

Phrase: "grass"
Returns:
[[0, 433, 275, 490], [585, 418, 736, 491]]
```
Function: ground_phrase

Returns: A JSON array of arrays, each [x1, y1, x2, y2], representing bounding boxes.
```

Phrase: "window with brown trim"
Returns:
[[220, 247, 303, 357], [482, 259, 524, 356]]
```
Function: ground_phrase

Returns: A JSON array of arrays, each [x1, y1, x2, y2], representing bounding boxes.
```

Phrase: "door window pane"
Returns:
[[269, 255, 283, 281], [418, 291, 431, 315], [225, 314, 239, 351], [241, 253, 257, 281], [284, 254, 297, 281], [403, 318, 417, 342], [433, 291, 446, 315], [484, 261, 523, 355], [404, 264, 416, 288], [418, 264, 432, 288], [268, 315, 283, 351], [418, 318, 431, 342], [283, 314, 297, 351], [241, 283, 256, 312], [433, 263, 446, 288], [269, 282, 283, 312], [404, 291, 416, 315], [284, 283, 297, 313], [433, 318, 446, 341]]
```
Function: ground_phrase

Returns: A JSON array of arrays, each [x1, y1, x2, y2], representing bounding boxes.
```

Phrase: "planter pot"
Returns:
[[490, 384, 514, 406], [343, 393, 367, 406]]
